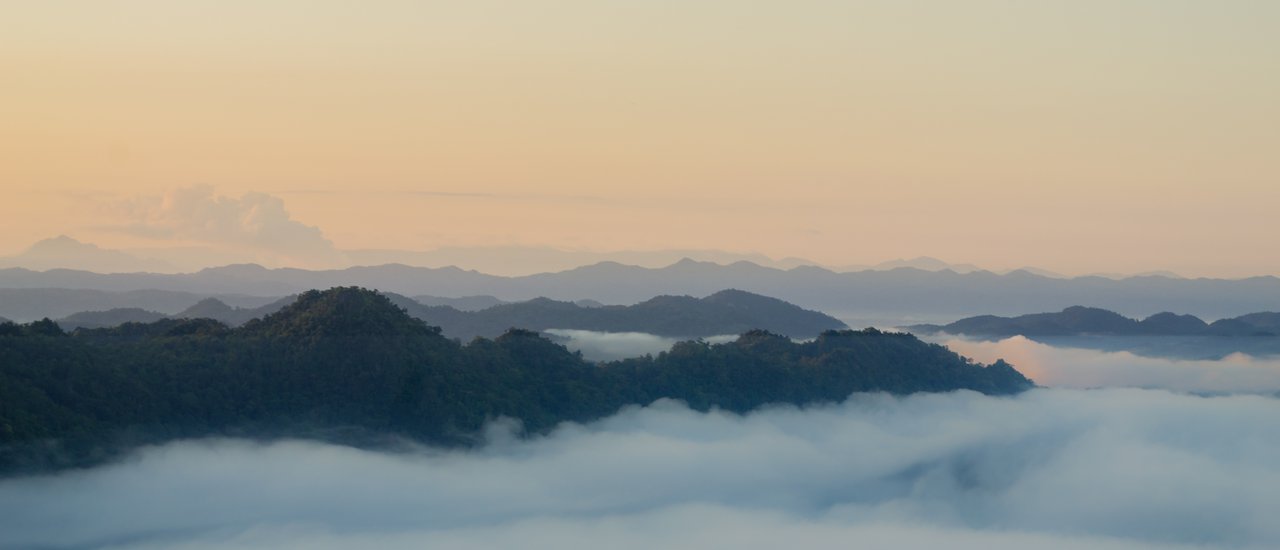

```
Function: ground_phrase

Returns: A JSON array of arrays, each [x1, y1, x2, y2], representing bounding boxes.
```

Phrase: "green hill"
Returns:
[[0, 287, 1031, 475]]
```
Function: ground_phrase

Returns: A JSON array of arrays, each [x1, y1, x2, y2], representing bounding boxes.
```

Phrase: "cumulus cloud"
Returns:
[[544, 329, 737, 362], [111, 185, 342, 267], [943, 335, 1280, 393], [2, 389, 1278, 549]]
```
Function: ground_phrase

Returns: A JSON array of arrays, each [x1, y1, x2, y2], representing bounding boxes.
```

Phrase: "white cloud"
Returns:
[[112, 185, 343, 267], [943, 335, 1280, 393], [2, 389, 1278, 549]]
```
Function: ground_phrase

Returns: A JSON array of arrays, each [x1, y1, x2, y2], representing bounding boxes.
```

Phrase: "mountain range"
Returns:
[[3, 260, 1277, 321], [908, 306, 1280, 337], [46, 289, 846, 339], [1, 235, 1017, 276]]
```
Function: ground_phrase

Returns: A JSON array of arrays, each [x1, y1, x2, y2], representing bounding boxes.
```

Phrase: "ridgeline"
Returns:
[[0, 287, 1032, 475], [909, 306, 1280, 337]]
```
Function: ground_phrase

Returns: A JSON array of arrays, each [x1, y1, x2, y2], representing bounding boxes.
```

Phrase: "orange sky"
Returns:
[[2, 1, 1278, 277]]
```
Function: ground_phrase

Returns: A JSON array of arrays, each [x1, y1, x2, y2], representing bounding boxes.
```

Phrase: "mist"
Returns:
[[544, 329, 737, 362], [944, 335, 1280, 393], [3, 388, 1278, 549]]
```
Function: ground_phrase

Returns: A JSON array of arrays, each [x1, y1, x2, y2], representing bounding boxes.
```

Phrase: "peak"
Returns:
[[28, 235, 97, 252], [179, 297, 234, 318], [200, 263, 270, 274], [245, 287, 435, 339], [1061, 306, 1116, 314], [704, 288, 771, 303]]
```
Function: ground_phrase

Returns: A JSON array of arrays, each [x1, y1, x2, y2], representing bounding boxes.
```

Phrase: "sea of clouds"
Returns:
[[3, 388, 1278, 549]]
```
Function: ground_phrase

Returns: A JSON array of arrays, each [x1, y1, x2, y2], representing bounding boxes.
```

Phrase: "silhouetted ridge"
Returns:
[[910, 307, 1280, 337], [56, 308, 166, 330], [1222, 312, 1280, 334], [178, 297, 235, 318], [404, 288, 846, 340], [1140, 312, 1209, 335]]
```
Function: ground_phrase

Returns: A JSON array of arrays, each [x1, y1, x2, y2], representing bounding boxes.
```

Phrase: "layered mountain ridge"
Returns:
[[0, 287, 1032, 475]]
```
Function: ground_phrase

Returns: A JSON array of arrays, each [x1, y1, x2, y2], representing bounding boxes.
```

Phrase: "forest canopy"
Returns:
[[0, 287, 1031, 475]]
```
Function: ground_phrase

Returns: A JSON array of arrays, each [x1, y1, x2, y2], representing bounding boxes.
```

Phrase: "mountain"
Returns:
[[0, 287, 1031, 475], [344, 246, 819, 275], [56, 308, 168, 330], [2, 260, 1278, 320], [173, 297, 295, 327], [1228, 312, 1280, 334], [908, 307, 1280, 337], [411, 294, 508, 311], [868, 256, 984, 273], [1140, 312, 1210, 335], [42, 288, 841, 338], [0, 288, 282, 322], [0, 236, 174, 273], [390, 289, 846, 341]]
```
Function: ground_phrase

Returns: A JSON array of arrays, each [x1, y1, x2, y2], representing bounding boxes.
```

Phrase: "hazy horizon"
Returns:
[[4, 4, 1279, 547], [4, 2, 1279, 278]]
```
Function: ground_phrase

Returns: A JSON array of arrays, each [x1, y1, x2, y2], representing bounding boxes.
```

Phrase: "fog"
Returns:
[[944, 335, 1280, 393], [544, 329, 737, 362], [3, 388, 1278, 549]]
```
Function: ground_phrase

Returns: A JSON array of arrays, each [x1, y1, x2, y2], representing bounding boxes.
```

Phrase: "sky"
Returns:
[[3, 1, 1278, 277]]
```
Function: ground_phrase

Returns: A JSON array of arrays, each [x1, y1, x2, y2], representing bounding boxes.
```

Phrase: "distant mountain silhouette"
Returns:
[[40, 289, 844, 340], [174, 296, 295, 327], [0, 236, 175, 273], [0, 288, 281, 322], [56, 308, 168, 330], [389, 289, 847, 340], [0, 287, 1031, 475], [854, 256, 985, 274], [1, 260, 1276, 320], [909, 306, 1280, 337], [345, 245, 821, 275], [411, 294, 507, 311]]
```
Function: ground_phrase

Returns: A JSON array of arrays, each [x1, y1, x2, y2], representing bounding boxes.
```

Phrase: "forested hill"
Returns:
[[0, 287, 1032, 475]]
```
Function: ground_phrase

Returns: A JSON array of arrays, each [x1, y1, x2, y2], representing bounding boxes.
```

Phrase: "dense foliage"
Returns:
[[0, 287, 1031, 475]]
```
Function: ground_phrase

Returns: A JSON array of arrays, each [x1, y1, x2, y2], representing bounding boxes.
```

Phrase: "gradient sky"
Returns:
[[3, 1, 1278, 277]]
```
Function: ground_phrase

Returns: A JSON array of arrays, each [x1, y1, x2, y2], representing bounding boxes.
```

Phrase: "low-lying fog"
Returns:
[[553, 329, 1280, 395], [944, 335, 1280, 394], [544, 329, 738, 362], [2, 389, 1277, 549]]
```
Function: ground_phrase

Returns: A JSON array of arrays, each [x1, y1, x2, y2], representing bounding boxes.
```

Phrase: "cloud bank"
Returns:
[[2, 388, 1278, 549], [111, 185, 343, 267], [944, 335, 1280, 393]]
